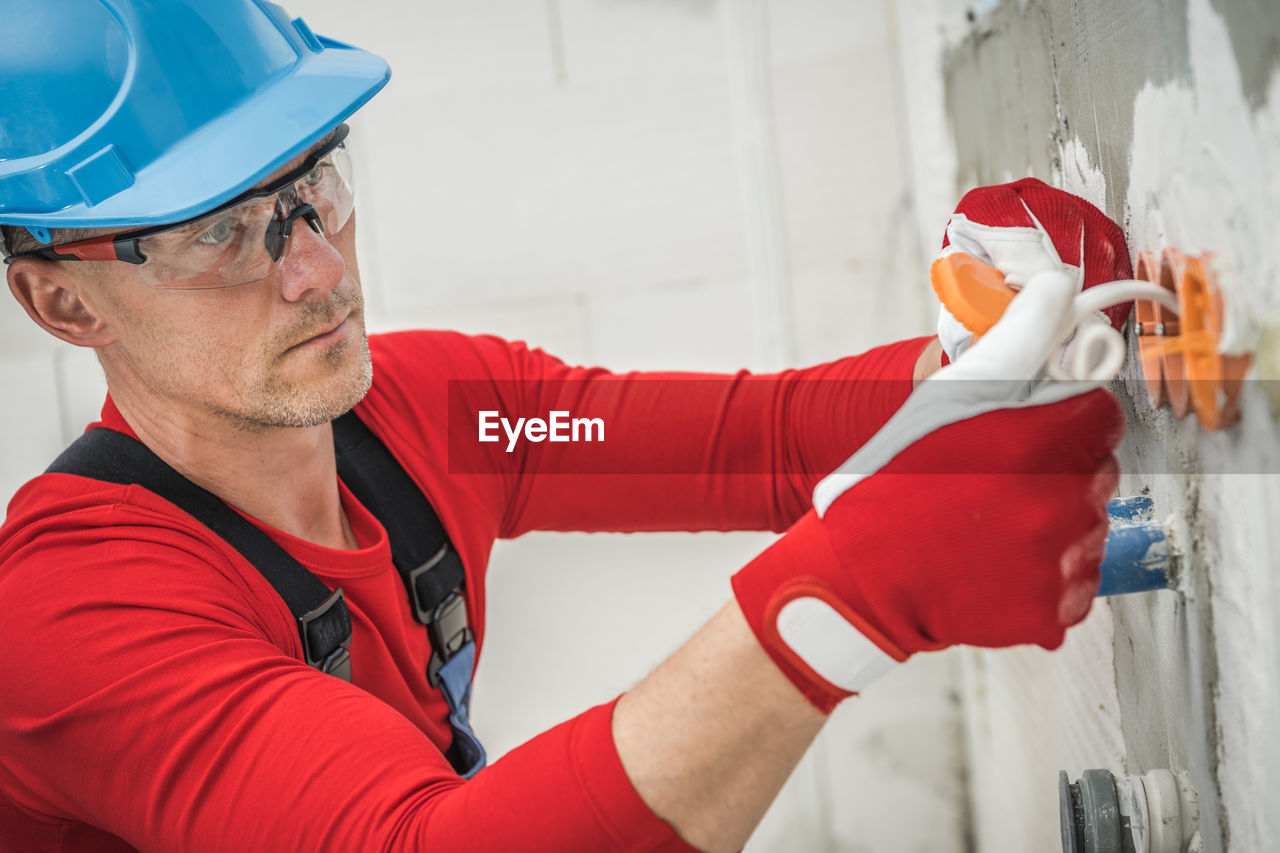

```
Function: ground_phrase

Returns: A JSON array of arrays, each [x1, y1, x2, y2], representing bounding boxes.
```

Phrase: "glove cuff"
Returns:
[[732, 511, 906, 714]]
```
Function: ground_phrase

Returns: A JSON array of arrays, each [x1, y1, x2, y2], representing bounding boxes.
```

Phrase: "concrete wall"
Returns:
[[943, 1, 1280, 850], [0, 2, 973, 850]]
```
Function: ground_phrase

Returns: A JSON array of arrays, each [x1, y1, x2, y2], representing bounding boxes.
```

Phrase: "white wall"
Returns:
[[304, 4, 965, 849]]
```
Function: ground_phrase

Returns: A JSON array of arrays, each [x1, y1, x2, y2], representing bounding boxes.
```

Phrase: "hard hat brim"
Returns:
[[4, 37, 390, 231]]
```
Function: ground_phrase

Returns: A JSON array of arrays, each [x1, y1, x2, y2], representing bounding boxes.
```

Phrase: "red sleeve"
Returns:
[[363, 331, 930, 537], [0, 494, 692, 852]]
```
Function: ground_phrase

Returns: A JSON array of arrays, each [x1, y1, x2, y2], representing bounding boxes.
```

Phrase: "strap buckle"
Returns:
[[426, 593, 473, 686], [407, 544, 457, 624], [298, 587, 353, 682]]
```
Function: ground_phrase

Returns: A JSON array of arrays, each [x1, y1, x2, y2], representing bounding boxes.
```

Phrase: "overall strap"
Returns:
[[331, 411, 486, 777], [45, 429, 353, 681]]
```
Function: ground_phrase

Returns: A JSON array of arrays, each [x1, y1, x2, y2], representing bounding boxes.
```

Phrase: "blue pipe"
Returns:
[[1097, 496, 1174, 596]]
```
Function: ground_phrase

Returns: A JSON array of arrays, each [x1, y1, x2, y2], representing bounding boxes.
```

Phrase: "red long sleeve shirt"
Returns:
[[0, 330, 926, 852]]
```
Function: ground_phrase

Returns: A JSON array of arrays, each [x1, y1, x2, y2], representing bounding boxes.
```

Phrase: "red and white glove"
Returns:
[[936, 178, 1133, 367], [733, 266, 1124, 712]]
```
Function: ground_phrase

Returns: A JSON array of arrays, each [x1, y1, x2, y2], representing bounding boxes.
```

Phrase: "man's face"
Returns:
[[85, 143, 373, 432]]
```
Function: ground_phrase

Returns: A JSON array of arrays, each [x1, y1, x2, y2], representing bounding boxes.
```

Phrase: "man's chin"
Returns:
[[227, 336, 373, 431]]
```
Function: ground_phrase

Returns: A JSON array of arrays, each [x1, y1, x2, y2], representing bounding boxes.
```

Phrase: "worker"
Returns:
[[0, 3, 1130, 851]]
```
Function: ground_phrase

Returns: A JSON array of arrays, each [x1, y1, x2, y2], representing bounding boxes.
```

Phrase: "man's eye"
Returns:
[[195, 218, 238, 245], [301, 164, 329, 189]]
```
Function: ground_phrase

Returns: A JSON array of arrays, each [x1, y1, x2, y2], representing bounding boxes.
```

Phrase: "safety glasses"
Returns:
[[5, 125, 355, 290]]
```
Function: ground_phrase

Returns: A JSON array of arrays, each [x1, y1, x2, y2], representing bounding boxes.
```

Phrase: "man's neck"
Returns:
[[110, 393, 357, 551]]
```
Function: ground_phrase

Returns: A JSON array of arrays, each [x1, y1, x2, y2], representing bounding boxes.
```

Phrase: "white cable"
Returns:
[[1070, 280, 1179, 325], [1044, 280, 1181, 381], [1047, 323, 1127, 381]]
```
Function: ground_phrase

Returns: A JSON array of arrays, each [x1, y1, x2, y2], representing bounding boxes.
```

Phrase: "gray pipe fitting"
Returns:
[[1059, 768, 1199, 853]]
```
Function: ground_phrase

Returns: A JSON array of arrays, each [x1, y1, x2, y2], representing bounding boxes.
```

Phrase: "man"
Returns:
[[0, 3, 1127, 850]]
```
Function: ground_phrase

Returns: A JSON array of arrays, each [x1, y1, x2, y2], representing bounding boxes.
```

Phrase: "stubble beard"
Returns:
[[216, 288, 374, 431]]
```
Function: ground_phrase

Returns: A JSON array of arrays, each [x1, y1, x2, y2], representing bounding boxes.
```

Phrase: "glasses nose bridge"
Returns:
[[264, 184, 324, 262], [273, 202, 346, 300], [273, 182, 304, 218]]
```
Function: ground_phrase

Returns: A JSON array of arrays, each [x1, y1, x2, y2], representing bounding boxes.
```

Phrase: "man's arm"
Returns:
[[367, 330, 937, 538], [1, 323, 1115, 853], [0, 507, 709, 851], [0, 498, 820, 852], [615, 602, 825, 853], [913, 336, 944, 384]]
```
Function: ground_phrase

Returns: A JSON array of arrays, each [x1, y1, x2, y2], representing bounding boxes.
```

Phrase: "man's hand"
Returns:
[[935, 177, 1133, 363], [732, 265, 1125, 712]]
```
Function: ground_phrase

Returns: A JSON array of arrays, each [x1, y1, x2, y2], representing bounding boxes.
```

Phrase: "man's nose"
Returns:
[[277, 217, 345, 302]]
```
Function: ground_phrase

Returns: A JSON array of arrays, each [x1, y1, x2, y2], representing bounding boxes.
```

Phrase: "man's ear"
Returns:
[[7, 259, 116, 348]]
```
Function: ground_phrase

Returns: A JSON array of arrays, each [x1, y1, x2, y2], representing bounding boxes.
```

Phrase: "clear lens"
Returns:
[[297, 145, 355, 236], [134, 146, 355, 289]]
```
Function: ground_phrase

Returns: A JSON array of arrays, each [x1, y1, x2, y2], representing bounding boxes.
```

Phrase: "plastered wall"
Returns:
[[943, 0, 1280, 850]]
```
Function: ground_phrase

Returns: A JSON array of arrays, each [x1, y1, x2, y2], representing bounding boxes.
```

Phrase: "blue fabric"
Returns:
[[437, 641, 486, 778], [0, 0, 389, 229]]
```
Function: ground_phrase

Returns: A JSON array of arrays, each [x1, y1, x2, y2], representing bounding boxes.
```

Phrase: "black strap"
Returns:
[[331, 412, 482, 775], [45, 415, 468, 681], [332, 412, 465, 624], [48, 414, 481, 774], [46, 429, 353, 681]]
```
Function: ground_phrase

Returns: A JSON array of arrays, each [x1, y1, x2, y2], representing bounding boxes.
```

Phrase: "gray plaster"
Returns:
[[947, 0, 1279, 211], [944, 0, 1191, 216], [1210, 0, 1280, 111], [1101, 356, 1228, 850], [940, 1, 1280, 849], [944, 2, 1060, 187]]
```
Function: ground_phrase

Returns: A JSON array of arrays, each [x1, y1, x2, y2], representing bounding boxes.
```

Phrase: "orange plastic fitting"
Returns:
[[1133, 249, 1251, 431], [929, 248, 1251, 431], [929, 252, 1016, 342], [1134, 250, 1185, 414]]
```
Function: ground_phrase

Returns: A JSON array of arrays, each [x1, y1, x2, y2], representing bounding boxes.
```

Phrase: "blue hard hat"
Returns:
[[0, 0, 390, 235]]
